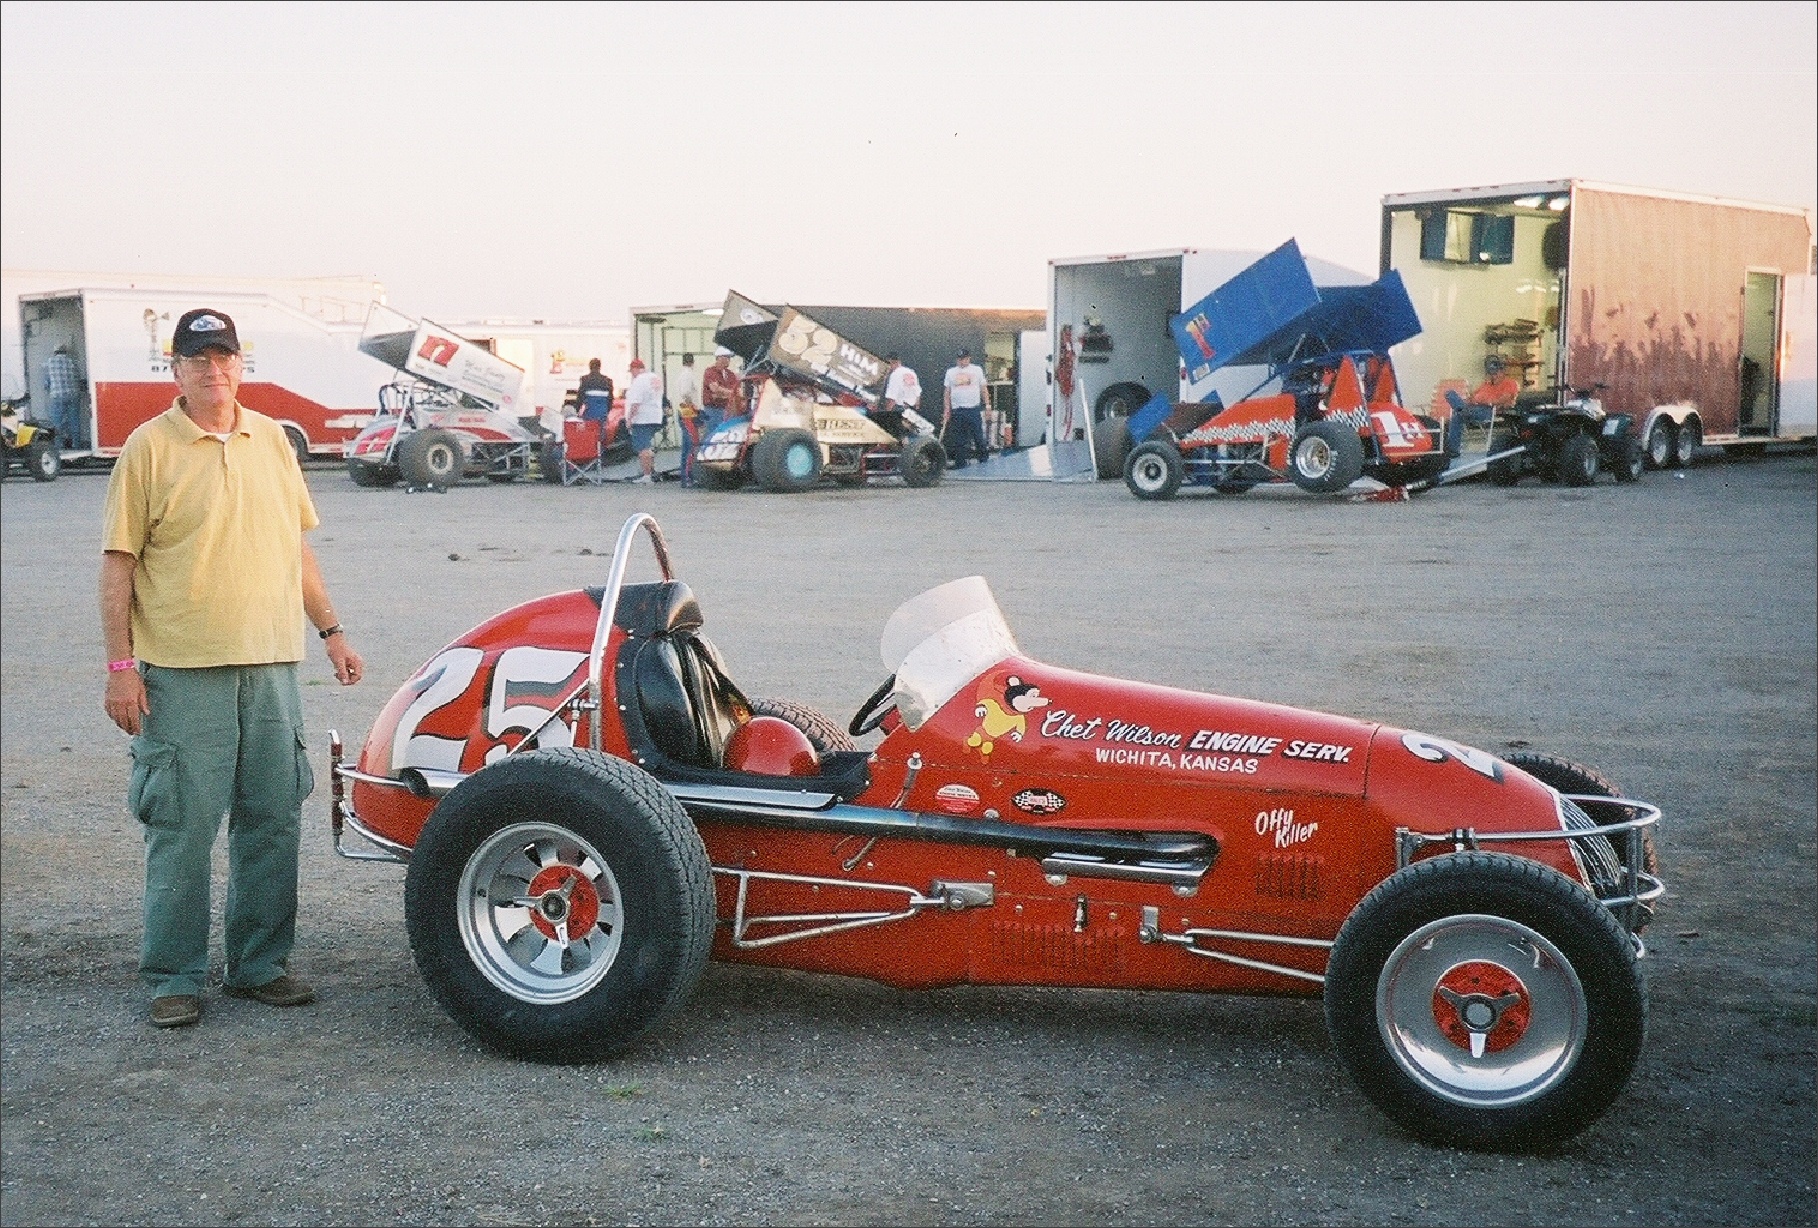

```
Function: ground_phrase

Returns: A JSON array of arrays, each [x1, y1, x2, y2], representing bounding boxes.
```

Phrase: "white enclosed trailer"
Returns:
[[15, 284, 395, 461], [1045, 247, 1369, 478]]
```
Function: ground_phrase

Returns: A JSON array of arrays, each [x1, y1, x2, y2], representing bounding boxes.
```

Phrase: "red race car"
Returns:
[[331, 514, 1663, 1151]]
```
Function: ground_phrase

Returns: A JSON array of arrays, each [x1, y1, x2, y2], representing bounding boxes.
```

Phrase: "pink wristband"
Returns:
[[107, 658, 137, 673]]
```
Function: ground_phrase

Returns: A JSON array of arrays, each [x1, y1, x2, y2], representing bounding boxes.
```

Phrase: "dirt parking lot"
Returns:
[[2, 455, 1813, 1226]]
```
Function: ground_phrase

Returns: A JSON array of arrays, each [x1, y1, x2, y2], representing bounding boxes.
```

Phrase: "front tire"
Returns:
[[1612, 437, 1645, 483], [26, 437, 59, 481], [1123, 440, 1182, 500], [1289, 421, 1366, 493], [1324, 852, 1645, 1151], [1558, 434, 1599, 486], [404, 748, 714, 1062]]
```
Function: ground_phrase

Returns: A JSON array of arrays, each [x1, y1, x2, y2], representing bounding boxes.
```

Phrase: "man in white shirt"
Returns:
[[876, 353, 921, 438], [624, 358, 665, 484], [941, 349, 991, 468]]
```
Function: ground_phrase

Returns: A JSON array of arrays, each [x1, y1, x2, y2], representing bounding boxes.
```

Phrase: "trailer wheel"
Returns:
[[1644, 420, 1672, 470], [1092, 417, 1133, 479], [901, 436, 946, 488], [347, 459, 400, 488], [404, 748, 714, 1062], [1289, 422, 1365, 493], [752, 428, 822, 492], [1123, 440, 1183, 500], [1324, 851, 1645, 1152], [25, 437, 59, 481], [398, 428, 464, 488], [1558, 435, 1599, 486], [1670, 417, 1701, 468]]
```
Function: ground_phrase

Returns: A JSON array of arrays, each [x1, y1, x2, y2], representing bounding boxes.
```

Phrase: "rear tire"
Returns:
[[1487, 433, 1522, 486], [1094, 381, 1150, 423], [397, 428, 464, 488], [751, 428, 822, 492], [1558, 434, 1599, 486], [1324, 852, 1645, 1152], [347, 459, 400, 488], [1123, 440, 1182, 500], [697, 464, 745, 491], [901, 435, 946, 488], [1092, 416, 1132, 480], [404, 749, 714, 1062], [1289, 421, 1365, 493]]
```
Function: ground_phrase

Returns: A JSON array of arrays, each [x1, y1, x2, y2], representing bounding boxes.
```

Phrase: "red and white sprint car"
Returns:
[[332, 514, 1663, 1151]]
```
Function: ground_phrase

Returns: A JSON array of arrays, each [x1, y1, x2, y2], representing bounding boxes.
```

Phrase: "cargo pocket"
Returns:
[[293, 729, 316, 806], [128, 739, 181, 830]]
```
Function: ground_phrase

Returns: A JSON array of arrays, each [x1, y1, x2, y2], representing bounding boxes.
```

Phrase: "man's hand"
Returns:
[[104, 669, 150, 736], [327, 635, 364, 686]]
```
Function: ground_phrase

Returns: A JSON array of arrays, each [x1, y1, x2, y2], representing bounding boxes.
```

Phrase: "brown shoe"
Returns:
[[150, 994, 201, 1028], [224, 974, 315, 1007]]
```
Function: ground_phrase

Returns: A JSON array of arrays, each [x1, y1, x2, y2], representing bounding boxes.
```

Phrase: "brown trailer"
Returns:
[[1381, 180, 1814, 469]]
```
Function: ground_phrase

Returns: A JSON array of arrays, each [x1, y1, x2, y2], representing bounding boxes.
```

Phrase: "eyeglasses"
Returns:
[[176, 352, 241, 370]]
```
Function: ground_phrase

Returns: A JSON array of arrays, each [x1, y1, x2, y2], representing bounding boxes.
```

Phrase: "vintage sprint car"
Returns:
[[331, 514, 1663, 1151]]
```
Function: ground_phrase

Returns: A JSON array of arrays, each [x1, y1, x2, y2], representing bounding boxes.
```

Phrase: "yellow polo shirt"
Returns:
[[102, 401, 320, 668]]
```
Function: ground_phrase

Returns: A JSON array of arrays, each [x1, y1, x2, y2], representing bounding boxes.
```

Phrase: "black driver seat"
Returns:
[[612, 581, 750, 770]]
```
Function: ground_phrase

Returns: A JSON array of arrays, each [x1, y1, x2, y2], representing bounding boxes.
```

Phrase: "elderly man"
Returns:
[[101, 307, 364, 1029]]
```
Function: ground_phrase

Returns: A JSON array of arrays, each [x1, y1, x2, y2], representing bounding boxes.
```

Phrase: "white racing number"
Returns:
[[1400, 731, 1504, 782], [391, 646, 589, 773]]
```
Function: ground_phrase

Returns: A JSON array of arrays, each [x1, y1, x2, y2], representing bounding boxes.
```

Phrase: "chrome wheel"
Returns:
[[1376, 913, 1586, 1109], [457, 821, 625, 1004]]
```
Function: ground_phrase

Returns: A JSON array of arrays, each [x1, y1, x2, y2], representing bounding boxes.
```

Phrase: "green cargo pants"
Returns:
[[128, 663, 313, 999]]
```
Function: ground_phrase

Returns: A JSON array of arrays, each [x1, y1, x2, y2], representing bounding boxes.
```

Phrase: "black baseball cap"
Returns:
[[171, 308, 241, 358]]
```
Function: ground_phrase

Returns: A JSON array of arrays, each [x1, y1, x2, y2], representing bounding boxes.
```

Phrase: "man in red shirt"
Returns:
[[700, 348, 742, 439], [1445, 355, 1521, 456]]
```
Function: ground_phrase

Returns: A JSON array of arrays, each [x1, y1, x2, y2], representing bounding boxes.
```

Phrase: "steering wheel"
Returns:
[[849, 674, 898, 737]]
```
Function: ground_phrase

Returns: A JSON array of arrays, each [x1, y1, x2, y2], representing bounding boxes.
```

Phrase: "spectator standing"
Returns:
[[99, 308, 364, 1030], [942, 349, 991, 469], [671, 353, 702, 486], [576, 358, 616, 455], [876, 353, 922, 439], [624, 358, 665, 484], [46, 343, 86, 450], [700, 347, 742, 438]]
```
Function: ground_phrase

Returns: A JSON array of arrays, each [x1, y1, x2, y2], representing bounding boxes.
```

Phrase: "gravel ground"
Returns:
[[2, 453, 1813, 1226]]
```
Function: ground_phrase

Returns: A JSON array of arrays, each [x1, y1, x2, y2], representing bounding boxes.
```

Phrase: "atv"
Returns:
[[1, 400, 60, 481], [1486, 385, 1645, 487]]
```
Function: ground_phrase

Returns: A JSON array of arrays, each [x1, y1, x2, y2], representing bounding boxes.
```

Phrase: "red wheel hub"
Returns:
[[1432, 960, 1531, 1055], [524, 865, 601, 941]]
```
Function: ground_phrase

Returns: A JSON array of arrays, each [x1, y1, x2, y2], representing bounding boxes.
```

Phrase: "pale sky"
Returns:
[[3, 1, 1813, 323]]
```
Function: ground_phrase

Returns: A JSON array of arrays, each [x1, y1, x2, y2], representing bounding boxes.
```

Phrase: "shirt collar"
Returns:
[[166, 399, 251, 441]]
